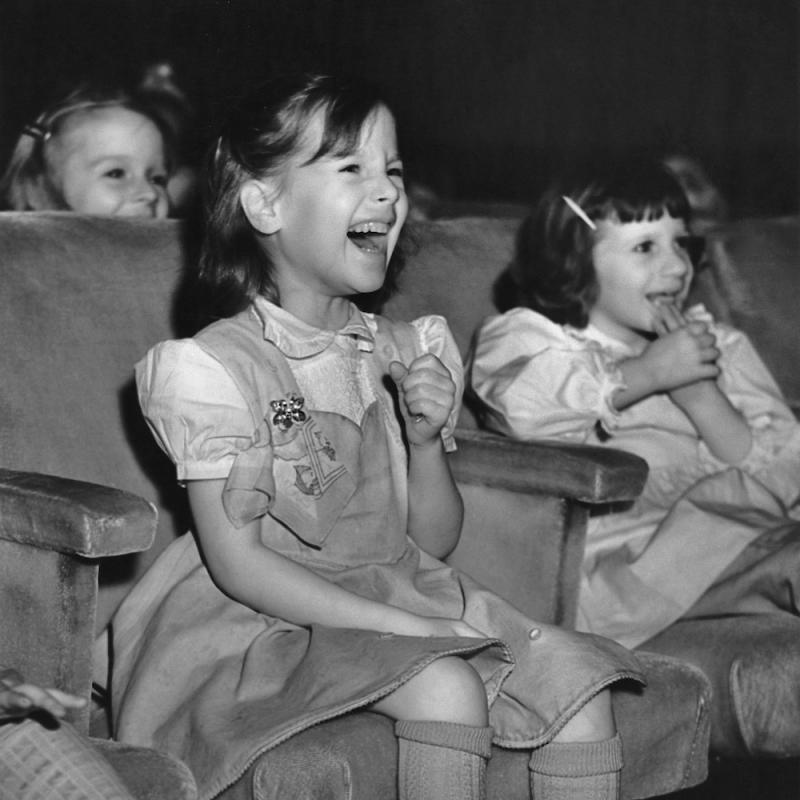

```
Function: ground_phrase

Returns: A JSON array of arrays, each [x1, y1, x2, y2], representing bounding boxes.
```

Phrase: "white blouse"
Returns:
[[470, 305, 800, 646]]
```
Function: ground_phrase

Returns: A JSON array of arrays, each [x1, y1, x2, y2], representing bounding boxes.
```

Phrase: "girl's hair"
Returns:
[[500, 160, 693, 328], [199, 73, 404, 318], [0, 84, 169, 212]]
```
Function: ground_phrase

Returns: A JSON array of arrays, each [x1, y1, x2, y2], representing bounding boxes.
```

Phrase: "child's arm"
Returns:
[[0, 668, 86, 722], [616, 304, 752, 463], [656, 304, 752, 463], [389, 355, 464, 560], [668, 378, 753, 463], [188, 480, 481, 639], [613, 318, 721, 410]]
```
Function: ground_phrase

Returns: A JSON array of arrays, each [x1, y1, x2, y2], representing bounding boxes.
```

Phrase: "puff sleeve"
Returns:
[[135, 339, 259, 483], [410, 315, 464, 452], [707, 324, 800, 508], [470, 308, 625, 441]]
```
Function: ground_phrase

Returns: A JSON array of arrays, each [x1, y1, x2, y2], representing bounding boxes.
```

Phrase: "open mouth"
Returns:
[[347, 221, 391, 254], [646, 291, 682, 307]]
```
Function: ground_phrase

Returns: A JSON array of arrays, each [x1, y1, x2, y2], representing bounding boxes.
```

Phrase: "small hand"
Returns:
[[652, 300, 688, 336], [0, 668, 86, 722], [400, 615, 487, 640], [642, 303, 720, 391], [389, 355, 456, 446]]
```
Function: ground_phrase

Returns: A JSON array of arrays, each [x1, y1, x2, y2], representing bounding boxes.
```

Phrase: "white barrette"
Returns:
[[562, 196, 597, 230]]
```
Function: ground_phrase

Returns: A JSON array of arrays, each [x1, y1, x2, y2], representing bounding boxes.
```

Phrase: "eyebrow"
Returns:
[[86, 154, 164, 169]]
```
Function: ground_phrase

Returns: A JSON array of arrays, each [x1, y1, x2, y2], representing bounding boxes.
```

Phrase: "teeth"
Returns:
[[647, 292, 677, 304], [348, 221, 390, 234]]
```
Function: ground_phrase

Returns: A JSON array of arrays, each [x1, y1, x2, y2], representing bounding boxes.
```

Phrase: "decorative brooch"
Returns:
[[270, 394, 307, 431]]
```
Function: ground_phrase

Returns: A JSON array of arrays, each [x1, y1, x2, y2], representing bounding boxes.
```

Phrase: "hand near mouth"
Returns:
[[644, 300, 721, 391], [651, 298, 687, 336]]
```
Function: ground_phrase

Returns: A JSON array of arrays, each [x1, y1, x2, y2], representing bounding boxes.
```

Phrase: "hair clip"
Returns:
[[21, 122, 51, 142], [562, 196, 597, 230]]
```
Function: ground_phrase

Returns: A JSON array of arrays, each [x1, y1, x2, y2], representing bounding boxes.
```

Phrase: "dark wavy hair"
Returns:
[[199, 73, 406, 318], [498, 161, 694, 329]]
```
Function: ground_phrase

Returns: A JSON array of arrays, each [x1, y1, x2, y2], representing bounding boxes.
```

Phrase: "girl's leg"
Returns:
[[372, 656, 493, 800], [528, 688, 623, 800]]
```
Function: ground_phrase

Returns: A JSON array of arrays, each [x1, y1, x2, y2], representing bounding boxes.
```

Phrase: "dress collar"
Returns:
[[251, 297, 377, 359], [570, 302, 711, 357], [565, 322, 646, 358]]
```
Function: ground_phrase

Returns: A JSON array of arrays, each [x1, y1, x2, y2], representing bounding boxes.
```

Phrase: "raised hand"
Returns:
[[389, 354, 456, 446], [643, 302, 720, 392]]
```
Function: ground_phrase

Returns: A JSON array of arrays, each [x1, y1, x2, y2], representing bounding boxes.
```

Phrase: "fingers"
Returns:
[[389, 356, 455, 425], [453, 621, 487, 639], [388, 361, 407, 383], [0, 683, 86, 720], [0, 668, 24, 688], [0, 687, 33, 719], [45, 688, 88, 709], [653, 302, 686, 335]]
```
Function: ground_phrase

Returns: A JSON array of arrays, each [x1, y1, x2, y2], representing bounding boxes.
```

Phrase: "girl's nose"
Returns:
[[665, 244, 692, 276], [133, 176, 159, 204], [371, 172, 400, 204]]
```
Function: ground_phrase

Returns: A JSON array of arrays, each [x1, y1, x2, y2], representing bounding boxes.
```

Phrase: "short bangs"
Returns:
[[573, 162, 691, 226], [287, 78, 385, 165]]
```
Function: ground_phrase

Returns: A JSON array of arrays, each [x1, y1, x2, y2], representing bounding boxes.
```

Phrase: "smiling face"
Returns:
[[589, 213, 694, 345], [47, 106, 169, 218], [255, 104, 408, 324]]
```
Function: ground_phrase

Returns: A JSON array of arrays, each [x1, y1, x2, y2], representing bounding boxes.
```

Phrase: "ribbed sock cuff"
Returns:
[[529, 733, 623, 777], [395, 719, 494, 758]]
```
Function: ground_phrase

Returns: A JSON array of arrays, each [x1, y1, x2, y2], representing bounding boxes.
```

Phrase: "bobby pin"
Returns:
[[562, 196, 597, 230]]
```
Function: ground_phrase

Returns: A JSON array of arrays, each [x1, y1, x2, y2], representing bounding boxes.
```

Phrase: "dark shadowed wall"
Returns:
[[0, 0, 797, 215]]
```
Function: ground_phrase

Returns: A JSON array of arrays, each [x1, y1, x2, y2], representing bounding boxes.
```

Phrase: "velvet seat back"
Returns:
[[0, 212, 519, 628], [0, 213, 190, 627]]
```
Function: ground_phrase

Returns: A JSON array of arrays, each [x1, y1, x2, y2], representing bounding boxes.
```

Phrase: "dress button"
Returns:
[[528, 628, 541, 641]]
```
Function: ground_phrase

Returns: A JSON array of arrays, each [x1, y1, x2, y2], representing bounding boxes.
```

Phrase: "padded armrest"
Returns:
[[0, 469, 156, 558], [451, 429, 648, 504]]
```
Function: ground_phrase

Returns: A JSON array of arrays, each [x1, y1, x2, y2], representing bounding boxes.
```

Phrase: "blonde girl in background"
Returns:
[[0, 84, 169, 218]]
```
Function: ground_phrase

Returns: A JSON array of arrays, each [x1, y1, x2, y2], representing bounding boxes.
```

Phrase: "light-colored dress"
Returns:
[[470, 305, 800, 649], [110, 298, 642, 800]]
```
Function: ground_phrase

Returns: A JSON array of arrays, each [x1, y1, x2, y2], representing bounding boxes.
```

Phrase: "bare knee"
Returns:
[[554, 688, 616, 742], [373, 656, 488, 726]]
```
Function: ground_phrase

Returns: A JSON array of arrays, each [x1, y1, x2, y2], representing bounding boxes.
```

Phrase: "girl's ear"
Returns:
[[240, 179, 282, 234]]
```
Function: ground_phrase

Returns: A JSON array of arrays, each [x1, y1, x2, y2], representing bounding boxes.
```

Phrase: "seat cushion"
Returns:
[[217, 652, 710, 800], [92, 737, 197, 800], [642, 614, 800, 758]]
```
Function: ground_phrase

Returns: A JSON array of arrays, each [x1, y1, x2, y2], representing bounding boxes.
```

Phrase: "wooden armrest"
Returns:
[[0, 469, 156, 558], [451, 428, 647, 504]]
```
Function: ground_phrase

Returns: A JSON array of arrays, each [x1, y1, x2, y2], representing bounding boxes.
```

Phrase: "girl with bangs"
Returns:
[[471, 160, 800, 656]]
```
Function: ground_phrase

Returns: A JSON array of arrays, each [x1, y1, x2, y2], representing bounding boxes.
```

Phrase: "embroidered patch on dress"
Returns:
[[270, 394, 307, 431]]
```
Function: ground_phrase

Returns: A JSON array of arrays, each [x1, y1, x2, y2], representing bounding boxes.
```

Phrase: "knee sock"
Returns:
[[0, 718, 136, 800], [395, 719, 494, 800], [528, 733, 622, 800]]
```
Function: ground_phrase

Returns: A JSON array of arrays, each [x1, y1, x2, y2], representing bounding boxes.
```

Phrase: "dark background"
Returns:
[[1, 0, 797, 216]]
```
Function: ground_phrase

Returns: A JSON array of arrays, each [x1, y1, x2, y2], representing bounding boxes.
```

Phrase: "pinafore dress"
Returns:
[[110, 299, 643, 800]]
